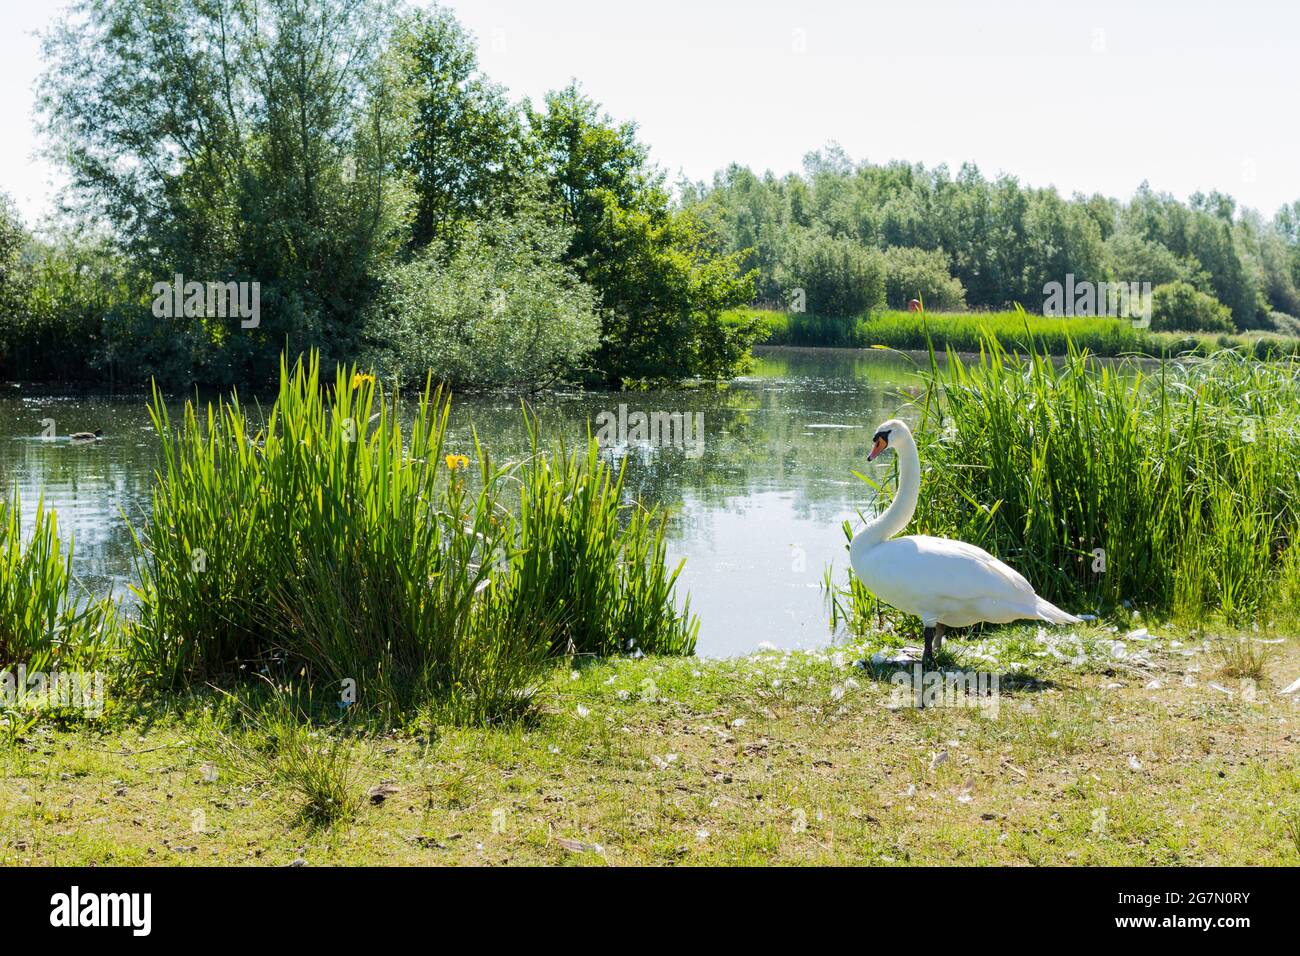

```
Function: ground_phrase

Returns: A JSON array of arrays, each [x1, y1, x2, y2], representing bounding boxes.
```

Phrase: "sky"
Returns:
[[4, 0, 1299, 228]]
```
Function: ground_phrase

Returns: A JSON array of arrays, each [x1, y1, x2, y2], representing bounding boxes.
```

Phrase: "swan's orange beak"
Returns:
[[868, 436, 887, 461]]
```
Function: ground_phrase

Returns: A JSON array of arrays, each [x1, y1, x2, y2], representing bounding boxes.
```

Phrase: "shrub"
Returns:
[[881, 246, 967, 310], [1150, 280, 1234, 333], [777, 231, 885, 318], [1266, 311, 1300, 337], [364, 211, 600, 388]]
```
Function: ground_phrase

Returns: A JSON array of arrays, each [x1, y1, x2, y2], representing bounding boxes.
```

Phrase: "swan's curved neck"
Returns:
[[855, 429, 919, 550]]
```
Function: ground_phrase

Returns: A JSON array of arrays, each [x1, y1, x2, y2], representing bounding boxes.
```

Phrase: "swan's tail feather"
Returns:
[[1034, 597, 1082, 625]]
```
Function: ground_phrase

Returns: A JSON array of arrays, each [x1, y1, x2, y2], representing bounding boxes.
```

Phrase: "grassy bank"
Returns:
[[730, 307, 1300, 359], [3, 621, 1298, 865]]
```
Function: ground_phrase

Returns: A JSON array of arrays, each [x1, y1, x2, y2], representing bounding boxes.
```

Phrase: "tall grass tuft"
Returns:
[[128, 353, 696, 721], [904, 321, 1300, 625], [195, 684, 369, 828], [507, 420, 697, 657], [0, 495, 114, 671]]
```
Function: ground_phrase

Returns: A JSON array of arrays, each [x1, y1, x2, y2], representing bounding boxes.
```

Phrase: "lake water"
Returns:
[[0, 347, 929, 657]]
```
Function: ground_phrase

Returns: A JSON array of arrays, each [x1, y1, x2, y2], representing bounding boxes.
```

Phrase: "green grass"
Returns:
[[3, 623, 1298, 865], [727, 306, 1300, 359], [193, 684, 371, 829]]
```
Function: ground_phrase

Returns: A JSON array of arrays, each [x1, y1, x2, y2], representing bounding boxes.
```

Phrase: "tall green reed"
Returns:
[[907, 328, 1300, 625], [128, 353, 696, 721], [507, 417, 697, 657], [0, 494, 114, 671]]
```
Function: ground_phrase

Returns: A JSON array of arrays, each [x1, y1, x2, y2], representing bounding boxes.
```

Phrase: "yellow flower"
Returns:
[[445, 454, 470, 471], [351, 372, 375, 388]]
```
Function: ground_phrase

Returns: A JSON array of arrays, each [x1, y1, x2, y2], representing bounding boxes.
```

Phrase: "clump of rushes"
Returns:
[[507, 416, 698, 657], [902, 318, 1300, 626], [0, 494, 114, 671], [128, 353, 695, 722]]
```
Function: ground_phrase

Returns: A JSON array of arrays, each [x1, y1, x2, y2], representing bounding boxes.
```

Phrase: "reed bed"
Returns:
[[898, 333, 1300, 625], [734, 307, 1300, 359], [126, 354, 695, 722], [740, 308, 1145, 355]]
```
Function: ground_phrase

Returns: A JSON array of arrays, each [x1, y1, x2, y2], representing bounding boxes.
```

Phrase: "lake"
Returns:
[[0, 346, 931, 657]]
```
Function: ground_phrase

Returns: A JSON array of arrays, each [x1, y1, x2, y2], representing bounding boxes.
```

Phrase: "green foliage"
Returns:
[[39, 0, 411, 387], [689, 158, 1300, 332], [0, 495, 115, 672], [1103, 232, 1197, 287], [127, 353, 696, 719], [746, 308, 1144, 355], [363, 207, 600, 388], [530, 86, 760, 384], [195, 685, 370, 828], [508, 425, 698, 657], [26, 1, 1300, 387], [1150, 280, 1234, 333], [881, 246, 966, 310], [776, 230, 884, 318], [390, 6, 531, 246], [908, 327, 1300, 624]]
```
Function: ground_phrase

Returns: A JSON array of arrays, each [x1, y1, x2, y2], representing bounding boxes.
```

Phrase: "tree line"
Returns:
[[4, 0, 1300, 390], [0, 0, 761, 388], [683, 145, 1300, 335]]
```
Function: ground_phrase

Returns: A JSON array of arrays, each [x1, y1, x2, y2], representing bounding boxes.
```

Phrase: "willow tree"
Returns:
[[39, 0, 412, 386]]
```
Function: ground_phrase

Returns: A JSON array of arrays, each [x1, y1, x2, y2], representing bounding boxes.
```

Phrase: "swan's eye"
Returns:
[[872, 430, 890, 445]]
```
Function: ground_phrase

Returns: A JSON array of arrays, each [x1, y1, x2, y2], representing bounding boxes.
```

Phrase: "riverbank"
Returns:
[[3, 621, 1297, 865], [727, 308, 1300, 359]]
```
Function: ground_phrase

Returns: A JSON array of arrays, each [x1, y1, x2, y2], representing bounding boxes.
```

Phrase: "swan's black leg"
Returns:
[[922, 626, 935, 671]]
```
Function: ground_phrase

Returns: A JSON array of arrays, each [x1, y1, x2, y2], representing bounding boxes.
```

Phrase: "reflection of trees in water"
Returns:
[[441, 349, 924, 525]]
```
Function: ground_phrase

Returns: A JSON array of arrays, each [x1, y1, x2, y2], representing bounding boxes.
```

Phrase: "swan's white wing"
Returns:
[[851, 534, 1062, 627]]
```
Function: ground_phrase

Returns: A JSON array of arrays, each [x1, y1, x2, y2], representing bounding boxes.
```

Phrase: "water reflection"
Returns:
[[0, 347, 928, 656]]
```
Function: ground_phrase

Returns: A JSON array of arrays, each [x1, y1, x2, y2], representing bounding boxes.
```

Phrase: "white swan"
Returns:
[[849, 418, 1079, 666]]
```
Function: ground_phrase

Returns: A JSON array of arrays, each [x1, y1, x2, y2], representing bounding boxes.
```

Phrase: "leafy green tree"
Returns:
[[531, 85, 759, 384], [390, 6, 531, 247], [881, 246, 966, 310], [39, 0, 409, 386], [1104, 233, 1195, 287]]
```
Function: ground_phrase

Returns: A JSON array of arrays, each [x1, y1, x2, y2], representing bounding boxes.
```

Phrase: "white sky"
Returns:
[[4, 0, 1299, 228]]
